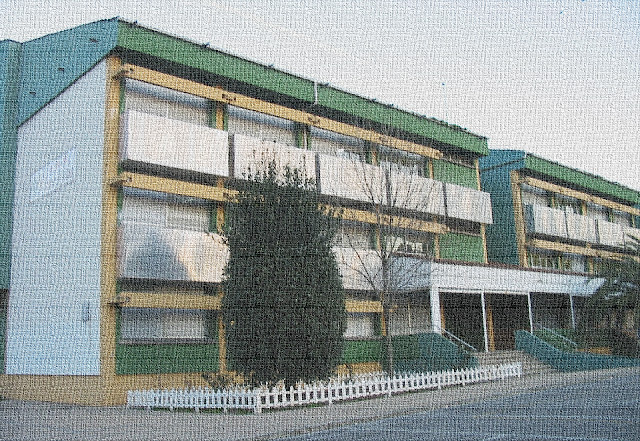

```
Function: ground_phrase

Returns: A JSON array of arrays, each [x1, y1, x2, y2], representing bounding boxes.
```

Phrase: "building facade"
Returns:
[[0, 19, 634, 405], [480, 150, 640, 333]]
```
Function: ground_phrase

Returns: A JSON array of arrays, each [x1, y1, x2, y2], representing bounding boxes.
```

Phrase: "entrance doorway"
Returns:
[[439, 292, 485, 352], [486, 294, 530, 350]]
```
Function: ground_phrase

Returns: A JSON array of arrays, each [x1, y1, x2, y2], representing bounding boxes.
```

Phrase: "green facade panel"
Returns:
[[439, 233, 485, 263], [341, 339, 382, 364], [116, 342, 220, 375], [432, 159, 479, 189]]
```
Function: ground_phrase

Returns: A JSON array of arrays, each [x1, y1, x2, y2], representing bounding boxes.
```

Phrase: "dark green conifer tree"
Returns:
[[222, 162, 345, 386]]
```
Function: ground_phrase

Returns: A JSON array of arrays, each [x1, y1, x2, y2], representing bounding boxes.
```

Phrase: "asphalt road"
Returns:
[[2, 369, 639, 441], [278, 372, 640, 441]]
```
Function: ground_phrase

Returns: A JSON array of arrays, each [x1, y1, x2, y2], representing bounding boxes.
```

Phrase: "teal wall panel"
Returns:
[[479, 158, 524, 266], [17, 18, 118, 124], [0, 40, 22, 290]]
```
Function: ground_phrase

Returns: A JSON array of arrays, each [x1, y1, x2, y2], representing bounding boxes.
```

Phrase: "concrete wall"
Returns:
[[5, 61, 106, 375]]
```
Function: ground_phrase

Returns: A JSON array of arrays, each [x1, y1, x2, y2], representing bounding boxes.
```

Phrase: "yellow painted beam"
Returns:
[[100, 56, 124, 405], [510, 170, 528, 266], [117, 171, 234, 202], [117, 291, 222, 310], [527, 238, 640, 262], [480, 224, 488, 263], [327, 205, 449, 235], [523, 176, 640, 217], [345, 299, 383, 313], [121, 64, 443, 160]]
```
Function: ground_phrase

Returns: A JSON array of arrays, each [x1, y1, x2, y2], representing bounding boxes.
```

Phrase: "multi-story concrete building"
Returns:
[[0, 19, 631, 405], [0, 18, 500, 404]]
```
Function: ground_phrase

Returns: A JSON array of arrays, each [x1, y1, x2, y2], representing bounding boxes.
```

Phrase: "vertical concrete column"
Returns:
[[430, 285, 441, 334], [481, 291, 490, 353], [527, 292, 534, 333], [569, 294, 577, 330]]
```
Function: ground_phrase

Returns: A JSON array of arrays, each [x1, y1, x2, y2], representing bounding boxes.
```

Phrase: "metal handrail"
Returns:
[[533, 323, 578, 349], [433, 326, 478, 352]]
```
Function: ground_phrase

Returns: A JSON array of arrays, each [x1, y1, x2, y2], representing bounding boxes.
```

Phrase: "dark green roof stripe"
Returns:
[[115, 20, 487, 155], [116, 22, 315, 103], [317, 86, 488, 155], [524, 154, 640, 205]]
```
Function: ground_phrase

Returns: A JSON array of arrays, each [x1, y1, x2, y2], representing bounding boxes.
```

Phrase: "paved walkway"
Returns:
[[2, 367, 639, 441]]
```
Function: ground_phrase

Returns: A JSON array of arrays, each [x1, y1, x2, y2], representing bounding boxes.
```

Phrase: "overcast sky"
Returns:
[[2, 0, 639, 192]]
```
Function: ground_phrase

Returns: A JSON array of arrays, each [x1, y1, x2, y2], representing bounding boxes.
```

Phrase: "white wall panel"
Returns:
[[318, 154, 385, 204], [444, 183, 493, 224], [6, 62, 106, 375], [387, 170, 445, 216], [233, 133, 316, 181], [120, 110, 229, 177], [565, 211, 597, 243], [524, 204, 568, 238]]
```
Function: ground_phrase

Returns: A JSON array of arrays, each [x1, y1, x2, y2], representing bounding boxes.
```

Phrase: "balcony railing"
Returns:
[[444, 183, 493, 224], [233, 133, 316, 180], [565, 210, 597, 243], [525, 203, 639, 250], [596, 219, 626, 248], [117, 223, 228, 283], [524, 204, 568, 239], [120, 112, 493, 224], [120, 110, 230, 177]]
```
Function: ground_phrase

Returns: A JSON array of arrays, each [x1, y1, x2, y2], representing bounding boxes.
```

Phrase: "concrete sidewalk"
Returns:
[[2, 367, 639, 441]]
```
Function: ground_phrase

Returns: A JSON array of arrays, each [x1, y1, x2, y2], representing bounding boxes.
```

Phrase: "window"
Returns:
[[120, 308, 215, 343], [378, 145, 427, 177], [520, 184, 551, 207], [611, 210, 632, 227], [384, 231, 434, 257], [124, 79, 211, 126], [119, 188, 212, 232], [344, 313, 376, 339], [333, 222, 372, 249], [528, 249, 560, 270], [309, 126, 366, 157], [558, 253, 587, 273], [555, 194, 582, 215], [585, 202, 609, 222], [227, 105, 297, 146]]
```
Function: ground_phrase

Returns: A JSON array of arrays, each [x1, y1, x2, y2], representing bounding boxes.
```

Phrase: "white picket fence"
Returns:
[[127, 363, 522, 414]]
